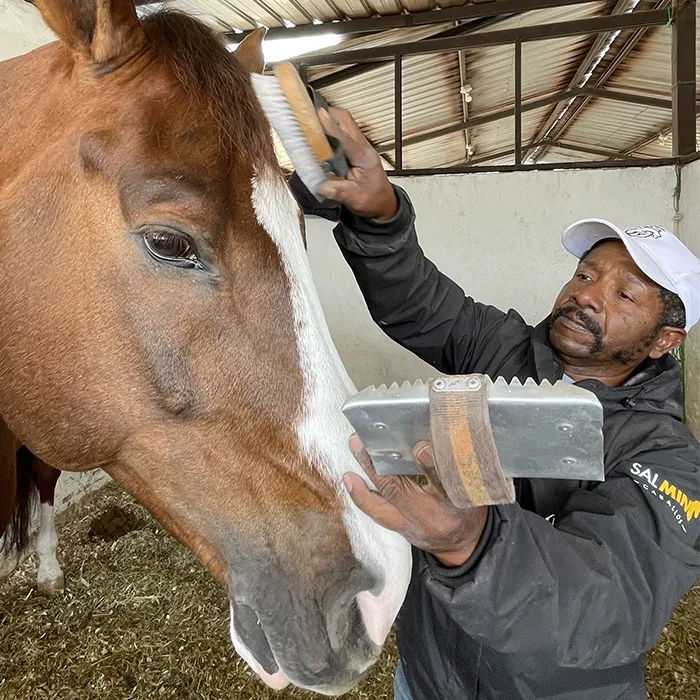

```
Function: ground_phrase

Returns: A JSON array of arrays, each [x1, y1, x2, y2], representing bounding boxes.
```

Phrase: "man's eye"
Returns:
[[143, 230, 205, 270], [619, 291, 635, 302], [576, 273, 591, 281]]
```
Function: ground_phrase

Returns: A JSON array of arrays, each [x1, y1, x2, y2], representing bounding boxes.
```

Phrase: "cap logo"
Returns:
[[624, 225, 665, 240]]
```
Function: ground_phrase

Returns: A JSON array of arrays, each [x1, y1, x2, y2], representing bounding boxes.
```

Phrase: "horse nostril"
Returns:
[[325, 595, 360, 652], [232, 601, 279, 675], [325, 566, 379, 653]]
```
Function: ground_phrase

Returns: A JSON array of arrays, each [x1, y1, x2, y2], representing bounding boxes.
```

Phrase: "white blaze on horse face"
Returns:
[[36, 502, 64, 595], [249, 173, 412, 652]]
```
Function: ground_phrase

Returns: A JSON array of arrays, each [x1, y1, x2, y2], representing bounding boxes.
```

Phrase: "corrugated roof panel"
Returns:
[[562, 100, 671, 155], [467, 105, 555, 164], [328, 1, 379, 20], [533, 6, 699, 162], [459, 3, 609, 163], [403, 132, 468, 168], [548, 24, 675, 159], [633, 137, 673, 159], [320, 52, 463, 153], [319, 60, 396, 144], [606, 25, 671, 97]]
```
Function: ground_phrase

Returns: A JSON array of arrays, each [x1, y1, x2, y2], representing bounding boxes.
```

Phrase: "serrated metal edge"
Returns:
[[346, 375, 601, 407]]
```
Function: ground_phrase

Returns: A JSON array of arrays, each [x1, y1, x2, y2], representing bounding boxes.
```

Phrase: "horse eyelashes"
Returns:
[[142, 228, 207, 271]]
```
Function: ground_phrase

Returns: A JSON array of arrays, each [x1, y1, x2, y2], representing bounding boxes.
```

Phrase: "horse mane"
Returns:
[[142, 11, 278, 169]]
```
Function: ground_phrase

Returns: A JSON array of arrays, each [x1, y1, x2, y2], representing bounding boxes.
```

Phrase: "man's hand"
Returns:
[[317, 107, 398, 221], [343, 436, 488, 568]]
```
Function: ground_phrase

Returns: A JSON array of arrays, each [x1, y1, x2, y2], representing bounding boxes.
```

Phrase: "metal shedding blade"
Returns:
[[341, 377, 605, 482]]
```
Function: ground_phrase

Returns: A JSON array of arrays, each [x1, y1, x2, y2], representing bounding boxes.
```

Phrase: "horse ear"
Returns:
[[234, 28, 266, 74], [34, 0, 146, 68]]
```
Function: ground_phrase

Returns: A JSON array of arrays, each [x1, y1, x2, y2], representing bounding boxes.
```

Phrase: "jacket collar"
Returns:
[[531, 317, 684, 420]]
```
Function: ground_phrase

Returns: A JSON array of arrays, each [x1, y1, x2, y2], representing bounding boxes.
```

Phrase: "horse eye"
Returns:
[[143, 230, 204, 270]]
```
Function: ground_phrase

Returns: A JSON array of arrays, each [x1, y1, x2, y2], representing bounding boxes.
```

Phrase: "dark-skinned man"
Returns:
[[289, 106, 700, 700]]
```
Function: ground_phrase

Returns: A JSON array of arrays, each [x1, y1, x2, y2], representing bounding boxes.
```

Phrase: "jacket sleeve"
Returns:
[[420, 445, 700, 668], [333, 186, 530, 376]]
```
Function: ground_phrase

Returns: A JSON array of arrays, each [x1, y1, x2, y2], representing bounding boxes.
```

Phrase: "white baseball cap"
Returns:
[[562, 219, 700, 331]]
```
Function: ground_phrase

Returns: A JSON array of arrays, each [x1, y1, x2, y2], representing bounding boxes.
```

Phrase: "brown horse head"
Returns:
[[0, 0, 411, 692]]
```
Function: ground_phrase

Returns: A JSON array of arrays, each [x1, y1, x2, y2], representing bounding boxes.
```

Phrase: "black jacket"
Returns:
[[331, 186, 700, 700]]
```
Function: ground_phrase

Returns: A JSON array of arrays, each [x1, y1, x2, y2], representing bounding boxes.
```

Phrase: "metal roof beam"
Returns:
[[386, 153, 676, 175], [229, 0, 599, 40], [279, 9, 669, 65], [374, 86, 671, 152], [545, 139, 630, 159], [672, 0, 697, 156], [308, 14, 510, 90]]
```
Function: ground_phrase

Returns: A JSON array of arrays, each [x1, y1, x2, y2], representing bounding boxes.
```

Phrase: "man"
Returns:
[[290, 107, 700, 700]]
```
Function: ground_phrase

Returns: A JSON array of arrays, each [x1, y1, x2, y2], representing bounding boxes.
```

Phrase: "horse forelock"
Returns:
[[141, 11, 277, 171]]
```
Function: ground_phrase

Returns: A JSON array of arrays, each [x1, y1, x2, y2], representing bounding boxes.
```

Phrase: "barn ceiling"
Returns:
[[135, 0, 699, 170]]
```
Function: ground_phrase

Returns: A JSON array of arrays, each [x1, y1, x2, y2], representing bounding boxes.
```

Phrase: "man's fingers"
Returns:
[[342, 473, 409, 532], [349, 435, 427, 507], [326, 106, 369, 144], [414, 441, 434, 468], [318, 109, 369, 163], [413, 441, 449, 499], [348, 434, 378, 477], [318, 178, 361, 202]]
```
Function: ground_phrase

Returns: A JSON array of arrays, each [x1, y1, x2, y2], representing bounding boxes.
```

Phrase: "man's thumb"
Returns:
[[414, 441, 435, 468]]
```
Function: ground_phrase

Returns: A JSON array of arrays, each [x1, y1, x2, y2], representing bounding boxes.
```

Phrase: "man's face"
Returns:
[[549, 240, 671, 367]]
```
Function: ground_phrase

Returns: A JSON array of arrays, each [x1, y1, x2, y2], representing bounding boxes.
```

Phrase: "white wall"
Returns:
[[0, 0, 56, 61], [307, 166, 679, 389], [679, 159, 700, 437]]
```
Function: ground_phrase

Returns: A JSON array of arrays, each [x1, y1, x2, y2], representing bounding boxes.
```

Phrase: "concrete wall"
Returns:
[[306, 166, 679, 389], [680, 159, 700, 438], [0, 0, 56, 61]]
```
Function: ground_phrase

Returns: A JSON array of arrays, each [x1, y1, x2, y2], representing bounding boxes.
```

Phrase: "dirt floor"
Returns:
[[1, 483, 698, 700]]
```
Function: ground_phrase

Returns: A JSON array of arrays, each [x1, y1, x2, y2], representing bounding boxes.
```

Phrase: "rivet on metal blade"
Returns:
[[433, 379, 446, 390], [466, 377, 481, 390], [562, 457, 577, 465], [558, 423, 573, 433]]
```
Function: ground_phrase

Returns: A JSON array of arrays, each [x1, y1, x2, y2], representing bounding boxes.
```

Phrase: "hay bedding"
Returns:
[[0, 484, 697, 700]]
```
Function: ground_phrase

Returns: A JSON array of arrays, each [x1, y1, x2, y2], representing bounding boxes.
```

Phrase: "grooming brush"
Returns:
[[251, 62, 349, 201]]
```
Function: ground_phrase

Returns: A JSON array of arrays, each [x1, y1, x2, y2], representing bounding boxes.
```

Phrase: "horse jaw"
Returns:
[[249, 171, 412, 672]]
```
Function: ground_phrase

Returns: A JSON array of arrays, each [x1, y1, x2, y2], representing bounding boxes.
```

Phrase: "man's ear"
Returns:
[[234, 27, 266, 74], [34, 0, 146, 70], [648, 327, 686, 359]]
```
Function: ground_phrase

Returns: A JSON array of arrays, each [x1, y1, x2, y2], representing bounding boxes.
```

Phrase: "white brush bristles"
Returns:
[[251, 73, 328, 198]]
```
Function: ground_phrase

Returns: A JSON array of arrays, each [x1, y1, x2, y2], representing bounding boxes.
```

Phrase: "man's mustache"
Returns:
[[551, 305, 603, 339]]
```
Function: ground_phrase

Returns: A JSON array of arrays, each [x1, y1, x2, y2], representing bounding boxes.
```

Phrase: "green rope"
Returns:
[[666, 8, 673, 28], [673, 164, 682, 208]]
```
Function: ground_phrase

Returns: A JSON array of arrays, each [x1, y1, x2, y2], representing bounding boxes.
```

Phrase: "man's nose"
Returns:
[[572, 281, 604, 314]]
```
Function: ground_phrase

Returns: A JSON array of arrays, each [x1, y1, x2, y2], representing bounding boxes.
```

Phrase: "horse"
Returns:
[[0, 0, 412, 694]]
